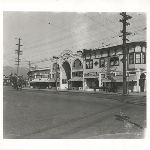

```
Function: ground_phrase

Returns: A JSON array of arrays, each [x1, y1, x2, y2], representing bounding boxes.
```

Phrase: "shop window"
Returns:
[[86, 59, 93, 69], [52, 74, 54, 78], [62, 79, 67, 84], [129, 53, 134, 64], [72, 72, 75, 77], [135, 53, 141, 64], [110, 57, 119, 66], [142, 53, 146, 64], [99, 58, 105, 68]]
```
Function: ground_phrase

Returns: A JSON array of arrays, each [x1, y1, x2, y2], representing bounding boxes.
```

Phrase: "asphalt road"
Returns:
[[3, 86, 146, 139]]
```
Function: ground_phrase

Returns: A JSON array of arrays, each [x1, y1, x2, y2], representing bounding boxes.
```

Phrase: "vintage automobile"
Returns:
[[12, 82, 22, 90]]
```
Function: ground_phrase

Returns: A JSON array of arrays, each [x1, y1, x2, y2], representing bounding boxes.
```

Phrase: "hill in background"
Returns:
[[3, 66, 29, 79]]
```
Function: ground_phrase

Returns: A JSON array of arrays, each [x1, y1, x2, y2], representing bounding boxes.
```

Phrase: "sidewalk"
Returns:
[[23, 86, 146, 96], [88, 132, 145, 139]]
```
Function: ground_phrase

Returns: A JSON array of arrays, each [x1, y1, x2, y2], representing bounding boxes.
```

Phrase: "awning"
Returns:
[[30, 78, 60, 83], [102, 75, 137, 82], [68, 77, 83, 82], [102, 79, 111, 82], [30, 78, 50, 83], [84, 76, 99, 79], [113, 75, 137, 82], [49, 78, 60, 82]]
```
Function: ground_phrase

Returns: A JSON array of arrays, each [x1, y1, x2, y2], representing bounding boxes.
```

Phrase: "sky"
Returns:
[[3, 12, 146, 69]]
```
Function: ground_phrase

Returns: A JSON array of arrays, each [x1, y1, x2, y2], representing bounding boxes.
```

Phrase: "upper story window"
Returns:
[[129, 53, 134, 64], [110, 57, 119, 66], [99, 58, 106, 68], [142, 53, 146, 64], [73, 59, 83, 70], [86, 59, 93, 69], [135, 53, 141, 64]]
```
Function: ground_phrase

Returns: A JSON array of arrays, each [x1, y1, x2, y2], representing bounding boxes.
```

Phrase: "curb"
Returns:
[[22, 87, 146, 96]]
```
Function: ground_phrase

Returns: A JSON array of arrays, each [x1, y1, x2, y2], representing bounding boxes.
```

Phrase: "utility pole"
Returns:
[[53, 56, 59, 91], [15, 38, 23, 84], [27, 61, 31, 87], [120, 12, 132, 95], [27, 61, 31, 71]]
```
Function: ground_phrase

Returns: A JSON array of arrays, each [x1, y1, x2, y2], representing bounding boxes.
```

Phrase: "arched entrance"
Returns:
[[140, 73, 146, 92], [61, 61, 71, 89]]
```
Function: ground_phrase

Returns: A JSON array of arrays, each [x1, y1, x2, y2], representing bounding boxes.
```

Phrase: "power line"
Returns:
[[22, 14, 146, 52], [32, 28, 146, 64], [23, 26, 146, 58], [3, 12, 18, 23], [4, 25, 146, 62]]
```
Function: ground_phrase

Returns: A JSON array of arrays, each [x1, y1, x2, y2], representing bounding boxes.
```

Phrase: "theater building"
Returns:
[[57, 50, 83, 90], [82, 41, 146, 92]]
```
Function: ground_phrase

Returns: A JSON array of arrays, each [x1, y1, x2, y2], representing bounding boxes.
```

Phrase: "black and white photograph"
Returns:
[[1, 0, 150, 149]]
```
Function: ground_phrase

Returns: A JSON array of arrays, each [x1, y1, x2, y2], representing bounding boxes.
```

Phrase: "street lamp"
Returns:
[[53, 56, 59, 91]]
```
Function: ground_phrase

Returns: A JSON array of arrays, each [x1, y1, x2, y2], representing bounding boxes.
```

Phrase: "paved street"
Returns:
[[3, 86, 146, 139]]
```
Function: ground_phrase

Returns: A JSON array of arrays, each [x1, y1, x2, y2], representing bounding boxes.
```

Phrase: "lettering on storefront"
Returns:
[[84, 72, 99, 77]]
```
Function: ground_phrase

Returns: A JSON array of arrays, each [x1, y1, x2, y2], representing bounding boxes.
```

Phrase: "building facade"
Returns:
[[27, 50, 83, 90], [27, 41, 146, 93], [82, 41, 146, 92]]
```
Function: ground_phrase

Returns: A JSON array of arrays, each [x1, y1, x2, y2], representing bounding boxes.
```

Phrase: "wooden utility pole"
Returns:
[[27, 61, 31, 87], [53, 56, 59, 91], [27, 61, 31, 71], [120, 12, 132, 95], [15, 38, 23, 83]]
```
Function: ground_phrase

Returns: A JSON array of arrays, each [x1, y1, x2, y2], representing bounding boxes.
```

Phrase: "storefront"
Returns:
[[68, 76, 83, 90], [102, 74, 137, 92], [84, 72, 99, 91]]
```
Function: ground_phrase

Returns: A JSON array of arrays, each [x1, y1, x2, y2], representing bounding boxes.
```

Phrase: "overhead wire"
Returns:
[[3, 12, 146, 65], [4, 25, 146, 61], [22, 25, 146, 57], [3, 12, 18, 23], [30, 27, 146, 64], [22, 14, 146, 52]]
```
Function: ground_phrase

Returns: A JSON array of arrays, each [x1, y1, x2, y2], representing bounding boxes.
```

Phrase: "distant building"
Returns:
[[27, 68, 51, 89], [3, 75, 11, 86], [27, 50, 83, 90]]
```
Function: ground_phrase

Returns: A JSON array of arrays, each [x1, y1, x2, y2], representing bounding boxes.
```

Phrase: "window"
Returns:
[[101, 74, 105, 78], [73, 62, 75, 67], [72, 71, 83, 77], [99, 58, 105, 68], [135, 53, 141, 64], [86, 60, 93, 69], [129, 53, 134, 64], [62, 79, 67, 84], [110, 57, 119, 66], [142, 53, 146, 64]]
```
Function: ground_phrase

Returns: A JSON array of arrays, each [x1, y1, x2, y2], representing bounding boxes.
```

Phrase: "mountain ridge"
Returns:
[[3, 66, 29, 78]]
